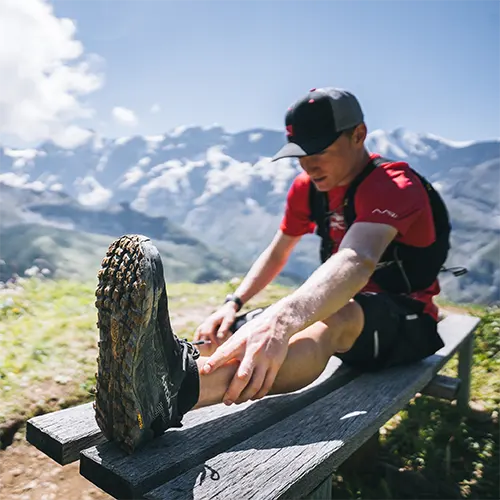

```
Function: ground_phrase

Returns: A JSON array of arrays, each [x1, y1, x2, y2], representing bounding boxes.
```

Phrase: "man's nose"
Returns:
[[301, 163, 320, 176]]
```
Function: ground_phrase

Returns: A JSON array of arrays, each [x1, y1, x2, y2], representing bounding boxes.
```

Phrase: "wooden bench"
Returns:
[[26, 313, 479, 499]]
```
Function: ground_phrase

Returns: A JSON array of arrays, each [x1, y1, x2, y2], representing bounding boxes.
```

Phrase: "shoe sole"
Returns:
[[94, 234, 162, 453]]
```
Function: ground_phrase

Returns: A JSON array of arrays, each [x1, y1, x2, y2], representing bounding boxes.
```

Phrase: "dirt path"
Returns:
[[0, 304, 221, 500], [0, 433, 111, 500]]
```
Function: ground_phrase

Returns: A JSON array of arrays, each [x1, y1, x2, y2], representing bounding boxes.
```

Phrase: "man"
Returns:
[[94, 88, 448, 454]]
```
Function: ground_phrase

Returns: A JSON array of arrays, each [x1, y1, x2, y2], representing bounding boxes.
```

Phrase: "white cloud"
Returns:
[[112, 106, 138, 126], [0, 0, 103, 148], [75, 176, 113, 207], [150, 103, 161, 114], [249, 133, 263, 142], [55, 124, 97, 149]]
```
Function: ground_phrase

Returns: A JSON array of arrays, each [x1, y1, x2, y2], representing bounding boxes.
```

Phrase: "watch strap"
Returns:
[[224, 294, 243, 312]]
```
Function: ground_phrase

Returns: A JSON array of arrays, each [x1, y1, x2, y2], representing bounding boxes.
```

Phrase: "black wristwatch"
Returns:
[[224, 293, 243, 312]]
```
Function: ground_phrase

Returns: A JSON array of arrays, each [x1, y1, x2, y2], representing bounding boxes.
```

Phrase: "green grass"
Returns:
[[0, 278, 99, 425], [0, 276, 291, 427], [0, 278, 498, 498]]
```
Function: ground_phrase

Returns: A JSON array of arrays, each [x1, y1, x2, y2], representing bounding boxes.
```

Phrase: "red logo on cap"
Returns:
[[286, 125, 293, 137]]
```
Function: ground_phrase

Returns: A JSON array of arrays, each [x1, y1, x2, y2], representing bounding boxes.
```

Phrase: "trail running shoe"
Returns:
[[93, 234, 200, 454]]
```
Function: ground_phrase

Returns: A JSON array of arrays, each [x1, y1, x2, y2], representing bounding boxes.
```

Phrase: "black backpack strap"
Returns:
[[308, 181, 333, 263], [343, 156, 387, 227], [308, 156, 388, 264]]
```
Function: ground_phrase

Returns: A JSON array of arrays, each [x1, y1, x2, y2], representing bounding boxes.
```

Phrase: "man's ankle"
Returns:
[[193, 358, 240, 409]]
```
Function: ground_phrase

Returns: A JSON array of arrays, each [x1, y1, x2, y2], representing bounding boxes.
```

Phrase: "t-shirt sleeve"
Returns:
[[280, 174, 316, 237], [353, 163, 427, 237]]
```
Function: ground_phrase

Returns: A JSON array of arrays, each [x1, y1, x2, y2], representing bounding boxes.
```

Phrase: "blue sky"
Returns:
[[8, 1, 500, 145]]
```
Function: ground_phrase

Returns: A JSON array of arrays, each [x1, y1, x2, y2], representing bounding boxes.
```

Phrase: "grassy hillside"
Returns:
[[0, 223, 246, 284], [0, 278, 498, 498], [0, 277, 292, 433]]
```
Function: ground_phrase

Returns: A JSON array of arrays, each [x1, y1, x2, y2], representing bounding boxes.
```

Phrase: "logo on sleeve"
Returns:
[[372, 208, 398, 219]]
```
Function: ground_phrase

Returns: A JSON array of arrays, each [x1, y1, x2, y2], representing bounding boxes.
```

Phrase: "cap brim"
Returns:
[[271, 142, 308, 162], [271, 132, 343, 162]]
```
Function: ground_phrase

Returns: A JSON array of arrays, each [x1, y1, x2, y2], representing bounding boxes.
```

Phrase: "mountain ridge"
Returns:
[[0, 182, 248, 284], [1, 126, 498, 304]]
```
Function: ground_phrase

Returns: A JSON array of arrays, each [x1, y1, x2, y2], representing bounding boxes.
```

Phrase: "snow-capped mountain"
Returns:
[[1, 126, 498, 304]]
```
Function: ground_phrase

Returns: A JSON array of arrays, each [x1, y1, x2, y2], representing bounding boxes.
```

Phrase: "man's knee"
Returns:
[[324, 299, 365, 353]]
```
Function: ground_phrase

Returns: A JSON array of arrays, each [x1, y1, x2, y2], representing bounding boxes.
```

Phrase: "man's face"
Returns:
[[297, 124, 367, 191]]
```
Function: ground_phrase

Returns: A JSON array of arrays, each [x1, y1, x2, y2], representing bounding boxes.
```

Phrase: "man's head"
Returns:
[[272, 88, 368, 191]]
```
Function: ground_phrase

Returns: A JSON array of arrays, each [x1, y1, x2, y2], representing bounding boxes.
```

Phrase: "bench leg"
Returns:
[[457, 334, 474, 413], [305, 475, 332, 499]]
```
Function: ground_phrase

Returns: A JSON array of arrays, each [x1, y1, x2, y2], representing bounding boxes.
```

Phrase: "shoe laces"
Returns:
[[179, 338, 200, 372]]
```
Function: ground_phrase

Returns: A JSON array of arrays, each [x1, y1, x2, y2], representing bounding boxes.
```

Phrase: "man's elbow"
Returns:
[[339, 222, 396, 281], [342, 248, 378, 282], [361, 253, 378, 276]]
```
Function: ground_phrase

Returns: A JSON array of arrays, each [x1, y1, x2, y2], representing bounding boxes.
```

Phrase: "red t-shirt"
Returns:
[[280, 153, 439, 320]]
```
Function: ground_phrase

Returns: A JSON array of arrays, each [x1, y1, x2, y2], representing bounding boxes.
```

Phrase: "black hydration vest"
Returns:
[[308, 156, 463, 294]]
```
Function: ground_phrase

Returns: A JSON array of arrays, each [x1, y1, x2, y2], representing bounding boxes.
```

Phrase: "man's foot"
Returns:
[[93, 234, 201, 454]]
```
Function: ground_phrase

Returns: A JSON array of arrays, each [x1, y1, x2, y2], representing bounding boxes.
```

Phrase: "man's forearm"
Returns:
[[234, 246, 288, 305], [275, 248, 375, 337]]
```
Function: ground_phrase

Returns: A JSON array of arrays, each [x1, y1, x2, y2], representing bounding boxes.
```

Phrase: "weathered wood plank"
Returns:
[[340, 431, 380, 474], [23, 359, 350, 466], [79, 358, 356, 499], [421, 374, 461, 401], [143, 313, 480, 500], [26, 403, 107, 465], [435, 314, 480, 354]]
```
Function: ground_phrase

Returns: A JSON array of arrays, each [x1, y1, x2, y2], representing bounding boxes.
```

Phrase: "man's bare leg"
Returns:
[[194, 299, 364, 409]]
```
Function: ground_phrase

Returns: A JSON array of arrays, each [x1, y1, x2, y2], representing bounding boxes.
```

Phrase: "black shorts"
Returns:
[[336, 292, 444, 372], [230, 292, 444, 373]]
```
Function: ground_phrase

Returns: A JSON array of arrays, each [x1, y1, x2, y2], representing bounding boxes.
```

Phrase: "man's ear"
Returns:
[[353, 123, 367, 147]]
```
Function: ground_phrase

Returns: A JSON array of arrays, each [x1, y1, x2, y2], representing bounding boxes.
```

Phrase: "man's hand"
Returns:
[[194, 302, 239, 354], [193, 230, 299, 355], [201, 307, 290, 405]]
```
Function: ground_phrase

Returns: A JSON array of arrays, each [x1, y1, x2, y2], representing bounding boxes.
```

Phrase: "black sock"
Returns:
[[177, 355, 200, 415]]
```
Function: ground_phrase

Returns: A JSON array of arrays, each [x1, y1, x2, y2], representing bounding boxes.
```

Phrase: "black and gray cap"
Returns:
[[272, 87, 364, 161]]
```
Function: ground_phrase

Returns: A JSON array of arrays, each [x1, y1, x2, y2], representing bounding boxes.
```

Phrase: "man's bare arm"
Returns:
[[233, 230, 302, 305], [194, 230, 302, 346], [275, 222, 398, 336]]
